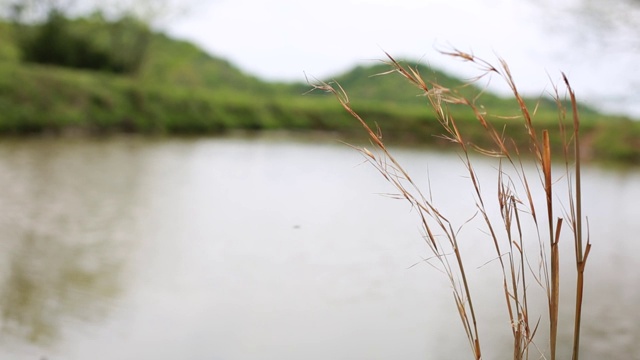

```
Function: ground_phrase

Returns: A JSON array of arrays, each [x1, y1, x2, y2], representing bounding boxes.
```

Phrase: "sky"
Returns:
[[166, 0, 640, 117]]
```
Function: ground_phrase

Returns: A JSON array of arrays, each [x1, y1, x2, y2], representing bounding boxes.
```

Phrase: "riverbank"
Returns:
[[1, 61, 639, 165]]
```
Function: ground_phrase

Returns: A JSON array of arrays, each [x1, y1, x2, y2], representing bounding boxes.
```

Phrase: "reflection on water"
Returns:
[[0, 138, 142, 347], [0, 135, 637, 360], [0, 231, 123, 343]]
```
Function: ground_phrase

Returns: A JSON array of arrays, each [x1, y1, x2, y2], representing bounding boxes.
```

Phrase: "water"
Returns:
[[0, 135, 638, 360]]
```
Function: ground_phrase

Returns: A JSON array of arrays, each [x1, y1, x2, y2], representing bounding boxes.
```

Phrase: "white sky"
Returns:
[[166, 0, 640, 117]]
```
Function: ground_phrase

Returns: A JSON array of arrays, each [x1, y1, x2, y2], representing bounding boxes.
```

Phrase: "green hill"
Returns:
[[138, 33, 276, 94], [0, 15, 276, 94], [313, 59, 600, 118], [0, 15, 592, 116], [328, 61, 478, 105], [0, 17, 638, 164]]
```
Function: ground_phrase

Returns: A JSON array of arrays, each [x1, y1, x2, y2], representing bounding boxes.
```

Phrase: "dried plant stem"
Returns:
[[542, 130, 559, 360], [563, 74, 592, 360], [311, 51, 590, 360]]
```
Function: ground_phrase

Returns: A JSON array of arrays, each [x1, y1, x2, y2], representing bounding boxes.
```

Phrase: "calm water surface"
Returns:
[[0, 135, 638, 360]]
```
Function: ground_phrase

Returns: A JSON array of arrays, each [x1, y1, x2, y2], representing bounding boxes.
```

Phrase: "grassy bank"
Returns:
[[1, 15, 638, 165], [2, 61, 639, 165]]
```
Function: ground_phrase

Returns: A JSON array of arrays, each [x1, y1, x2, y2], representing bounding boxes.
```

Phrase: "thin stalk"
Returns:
[[563, 74, 591, 360], [452, 233, 482, 360], [313, 54, 591, 360], [542, 130, 559, 360]]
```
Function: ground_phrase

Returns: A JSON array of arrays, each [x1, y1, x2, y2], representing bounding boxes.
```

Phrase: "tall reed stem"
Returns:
[[312, 52, 590, 360], [563, 74, 591, 360]]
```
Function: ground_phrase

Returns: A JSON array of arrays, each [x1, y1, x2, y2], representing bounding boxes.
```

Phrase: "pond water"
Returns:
[[0, 134, 638, 360]]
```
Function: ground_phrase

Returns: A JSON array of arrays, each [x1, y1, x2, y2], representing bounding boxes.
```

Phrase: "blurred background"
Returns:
[[0, 0, 639, 359], [170, 0, 640, 117]]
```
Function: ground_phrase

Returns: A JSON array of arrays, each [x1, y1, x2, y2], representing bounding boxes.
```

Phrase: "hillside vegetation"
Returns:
[[0, 17, 638, 164]]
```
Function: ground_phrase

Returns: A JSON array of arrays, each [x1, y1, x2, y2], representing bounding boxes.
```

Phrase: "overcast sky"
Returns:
[[166, 0, 640, 117]]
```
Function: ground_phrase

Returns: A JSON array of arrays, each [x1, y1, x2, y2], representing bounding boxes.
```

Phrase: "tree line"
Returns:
[[1, 0, 171, 74]]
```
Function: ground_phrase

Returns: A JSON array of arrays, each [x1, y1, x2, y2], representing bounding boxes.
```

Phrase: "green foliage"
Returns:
[[0, 62, 337, 135], [13, 11, 151, 74], [329, 61, 481, 106], [0, 18, 637, 165], [322, 60, 600, 118], [0, 22, 20, 62], [138, 33, 272, 94], [592, 118, 640, 164]]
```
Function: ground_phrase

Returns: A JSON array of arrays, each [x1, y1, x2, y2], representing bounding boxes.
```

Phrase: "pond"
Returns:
[[0, 134, 638, 360]]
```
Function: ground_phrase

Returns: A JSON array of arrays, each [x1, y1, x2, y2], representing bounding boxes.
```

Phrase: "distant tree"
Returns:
[[17, 9, 145, 73], [0, 0, 190, 74], [1, 0, 181, 25]]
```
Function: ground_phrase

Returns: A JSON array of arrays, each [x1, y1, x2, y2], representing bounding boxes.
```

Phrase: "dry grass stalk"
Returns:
[[311, 50, 590, 360]]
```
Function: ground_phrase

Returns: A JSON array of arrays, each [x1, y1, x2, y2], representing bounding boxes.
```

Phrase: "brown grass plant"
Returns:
[[311, 51, 591, 360]]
